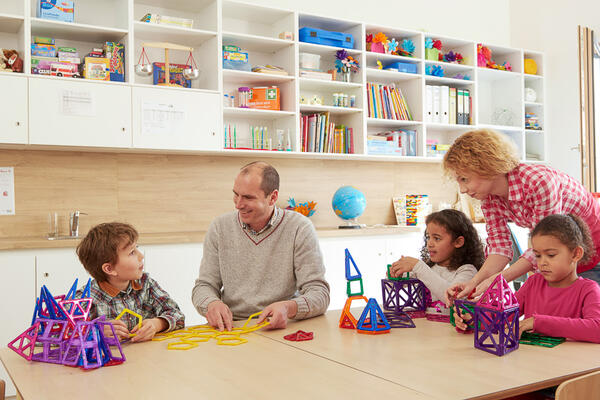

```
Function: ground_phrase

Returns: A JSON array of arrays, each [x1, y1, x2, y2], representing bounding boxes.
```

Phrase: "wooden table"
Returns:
[[0, 330, 429, 400], [256, 309, 600, 399]]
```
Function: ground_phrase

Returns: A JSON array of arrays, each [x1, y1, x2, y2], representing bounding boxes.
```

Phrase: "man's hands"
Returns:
[[256, 300, 298, 330], [390, 256, 419, 278], [207, 300, 234, 332]]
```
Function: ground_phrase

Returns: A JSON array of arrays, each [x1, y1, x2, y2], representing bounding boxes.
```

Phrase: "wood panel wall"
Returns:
[[0, 149, 457, 239]]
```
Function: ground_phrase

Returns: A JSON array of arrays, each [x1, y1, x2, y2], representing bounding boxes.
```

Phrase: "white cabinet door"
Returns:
[[0, 251, 36, 397], [320, 237, 387, 310], [29, 78, 131, 147], [132, 87, 221, 150], [385, 232, 425, 265], [142, 243, 206, 327], [0, 75, 27, 144], [36, 248, 92, 296]]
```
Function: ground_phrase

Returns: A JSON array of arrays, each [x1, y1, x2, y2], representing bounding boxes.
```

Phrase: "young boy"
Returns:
[[76, 222, 185, 342]]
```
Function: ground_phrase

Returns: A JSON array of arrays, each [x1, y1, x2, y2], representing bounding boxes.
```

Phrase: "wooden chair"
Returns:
[[556, 370, 600, 399], [0, 378, 5, 400]]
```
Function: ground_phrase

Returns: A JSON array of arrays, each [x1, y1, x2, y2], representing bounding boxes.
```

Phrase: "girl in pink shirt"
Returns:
[[515, 214, 600, 343]]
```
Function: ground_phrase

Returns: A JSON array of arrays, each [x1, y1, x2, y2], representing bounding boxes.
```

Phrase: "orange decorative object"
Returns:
[[339, 295, 369, 329]]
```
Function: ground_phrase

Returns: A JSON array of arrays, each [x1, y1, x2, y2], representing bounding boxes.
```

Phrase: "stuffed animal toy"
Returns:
[[3, 49, 23, 72], [0, 50, 8, 71]]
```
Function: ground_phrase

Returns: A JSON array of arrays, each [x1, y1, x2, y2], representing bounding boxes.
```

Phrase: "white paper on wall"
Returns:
[[0, 167, 15, 215], [141, 101, 186, 136], [60, 90, 95, 117]]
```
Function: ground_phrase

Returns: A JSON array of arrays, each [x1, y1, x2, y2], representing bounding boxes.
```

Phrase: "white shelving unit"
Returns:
[[0, 0, 546, 162]]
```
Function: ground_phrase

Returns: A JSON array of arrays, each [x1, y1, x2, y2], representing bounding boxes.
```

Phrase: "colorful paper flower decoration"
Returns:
[[387, 38, 398, 54], [425, 65, 444, 77], [432, 39, 442, 50], [335, 50, 360, 73], [424, 37, 433, 49], [402, 39, 415, 54], [373, 32, 388, 44], [286, 198, 317, 217]]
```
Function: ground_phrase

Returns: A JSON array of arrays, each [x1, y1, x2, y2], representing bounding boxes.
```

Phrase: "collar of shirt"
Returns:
[[241, 207, 280, 236], [98, 279, 143, 297], [506, 165, 524, 202]]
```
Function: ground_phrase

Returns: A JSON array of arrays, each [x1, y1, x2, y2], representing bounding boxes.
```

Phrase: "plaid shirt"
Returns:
[[481, 163, 600, 273], [241, 207, 280, 236], [85, 272, 185, 332]]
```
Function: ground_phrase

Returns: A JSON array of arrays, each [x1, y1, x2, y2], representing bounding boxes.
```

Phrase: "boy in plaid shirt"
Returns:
[[76, 222, 185, 342]]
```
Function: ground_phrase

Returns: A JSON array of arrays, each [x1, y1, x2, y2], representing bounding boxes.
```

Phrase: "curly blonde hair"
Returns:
[[443, 129, 519, 178]]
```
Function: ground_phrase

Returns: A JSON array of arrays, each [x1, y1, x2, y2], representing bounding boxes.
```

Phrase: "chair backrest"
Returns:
[[556, 370, 600, 400], [0, 378, 4, 400]]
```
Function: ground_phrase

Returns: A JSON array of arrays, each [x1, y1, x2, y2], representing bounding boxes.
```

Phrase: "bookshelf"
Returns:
[[0, 0, 546, 162]]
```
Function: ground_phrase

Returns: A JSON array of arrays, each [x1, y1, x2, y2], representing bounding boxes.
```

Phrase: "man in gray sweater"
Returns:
[[192, 161, 330, 331]]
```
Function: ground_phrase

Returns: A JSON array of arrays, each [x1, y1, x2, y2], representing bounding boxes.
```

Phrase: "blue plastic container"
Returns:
[[299, 27, 354, 49], [384, 61, 418, 74]]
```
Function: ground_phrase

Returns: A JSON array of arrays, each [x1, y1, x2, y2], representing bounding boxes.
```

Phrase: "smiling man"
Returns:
[[192, 161, 330, 331]]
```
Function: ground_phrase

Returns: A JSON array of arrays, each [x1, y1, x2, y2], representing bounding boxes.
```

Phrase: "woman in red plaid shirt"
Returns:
[[443, 129, 600, 303]]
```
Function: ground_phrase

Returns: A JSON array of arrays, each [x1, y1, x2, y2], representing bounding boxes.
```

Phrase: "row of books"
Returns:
[[366, 83, 413, 120], [367, 129, 417, 156], [300, 113, 354, 154], [425, 85, 471, 125]]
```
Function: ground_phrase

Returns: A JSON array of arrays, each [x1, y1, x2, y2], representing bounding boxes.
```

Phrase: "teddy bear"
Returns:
[[1, 49, 23, 73]]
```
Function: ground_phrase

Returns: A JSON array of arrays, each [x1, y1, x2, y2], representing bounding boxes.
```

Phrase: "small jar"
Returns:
[[333, 93, 339, 107], [350, 95, 356, 108], [342, 93, 349, 107], [238, 87, 250, 108]]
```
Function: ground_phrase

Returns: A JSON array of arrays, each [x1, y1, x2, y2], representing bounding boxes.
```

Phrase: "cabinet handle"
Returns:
[[211, 131, 215, 136], [122, 127, 126, 132], [43, 272, 49, 278], [15, 121, 20, 127]]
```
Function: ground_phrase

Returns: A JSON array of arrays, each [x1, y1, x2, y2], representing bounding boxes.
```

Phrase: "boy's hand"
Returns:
[[519, 317, 535, 337], [207, 300, 233, 332], [130, 318, 167, 343], [106, 319, 129, 340], [453, 309, 472, 331], [390, 256, 419, 277], [257, 300, 297, 330]]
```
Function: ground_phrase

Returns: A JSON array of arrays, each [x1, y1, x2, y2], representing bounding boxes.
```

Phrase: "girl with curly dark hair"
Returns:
[[389, 209, 484, 302]]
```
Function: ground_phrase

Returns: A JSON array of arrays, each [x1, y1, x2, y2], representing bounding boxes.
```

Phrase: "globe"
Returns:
[[332, 186, 366, 228]]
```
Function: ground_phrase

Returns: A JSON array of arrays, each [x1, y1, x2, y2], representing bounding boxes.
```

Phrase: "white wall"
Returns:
[[250, 0, 511, 48], [509, 1, 600, 180]]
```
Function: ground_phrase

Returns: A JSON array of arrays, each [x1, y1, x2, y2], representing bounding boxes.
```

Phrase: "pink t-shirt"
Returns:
[[515, 273, 600, 343]]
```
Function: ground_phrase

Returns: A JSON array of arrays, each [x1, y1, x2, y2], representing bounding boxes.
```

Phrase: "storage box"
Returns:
[[38, 0, 74, 23], [425, 48, 440, 61], [299, 53, 320, 70], [33, 36, 55, 45], [152, 62, 191, 88], [384, 61, 417, 74], [299, 27, 354, 49], [140, 13, 193, 29], [31, 56, 58, 75], [31, 43, 57, 57], [223, 46, 250, 71], [83, 57, 110, 81], [249, 86, 280, 110]]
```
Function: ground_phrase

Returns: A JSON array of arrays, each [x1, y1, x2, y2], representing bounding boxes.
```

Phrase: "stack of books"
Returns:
[[300, 112, 354, 153], [299, 69, 333, 80], [367, 83, 412, 120]]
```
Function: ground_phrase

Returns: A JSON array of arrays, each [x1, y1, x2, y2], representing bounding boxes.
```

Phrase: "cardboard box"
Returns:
[[31, 43, 56, 57], [31, 56, 58, 75], [249, 86, 280, 110], [38, 0, 74, 23], [104, 42, 125, 82], [152, 62, 191, 88], [83, 57, 110, 81]]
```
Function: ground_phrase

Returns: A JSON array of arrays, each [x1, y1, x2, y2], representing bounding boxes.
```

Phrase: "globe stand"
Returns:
[[339, 218, 362, 229]]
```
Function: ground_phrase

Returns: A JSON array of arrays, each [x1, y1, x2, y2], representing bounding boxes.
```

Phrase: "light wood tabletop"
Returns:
[[0, 330, 431, 400], [256, 309, 600, 400]]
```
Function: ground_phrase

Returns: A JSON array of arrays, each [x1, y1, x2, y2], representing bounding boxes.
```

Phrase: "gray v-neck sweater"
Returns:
[[192, 208, 330, 320]]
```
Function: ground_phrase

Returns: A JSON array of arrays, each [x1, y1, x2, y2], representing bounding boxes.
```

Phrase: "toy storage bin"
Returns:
[[299, 53, 321, 70], [299, 27, 355, 49]]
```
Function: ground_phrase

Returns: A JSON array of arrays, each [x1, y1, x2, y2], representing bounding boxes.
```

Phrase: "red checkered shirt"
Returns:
[[481, 163, 600, 273]]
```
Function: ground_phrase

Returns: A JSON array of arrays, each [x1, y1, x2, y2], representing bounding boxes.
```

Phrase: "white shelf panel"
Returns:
[[222, 0, 293, 24], [477, 67, 522, 81], [133, 21, 216, 47], [221, 148, 440, 163], [135, 0, 215, 12], [298, 42, 361, 57], [365, 52, 420, 64], [299, 78, 362, 90], [524, 73, 543, 81], [524, 101, 543, 107], [223, 69, 294, 85], [300, 104, 362, 114], [223, 107, 295, 118], [426, 123, 473, 132], [222, 31, 293, 52], [132, 83, 220, 94], [478, 123, 522, 133], [0, 13, 24, 34], [525, 129, 544, 134], [366, 68, 420, 82], [367, 118, 421, 128], [31, 18, 128, 42], [425, 76, 474, 86]]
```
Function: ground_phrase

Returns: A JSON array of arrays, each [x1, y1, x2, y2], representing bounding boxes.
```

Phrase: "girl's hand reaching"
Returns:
[[519, 317, 535, 337], [390, 256, 419, 278]]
